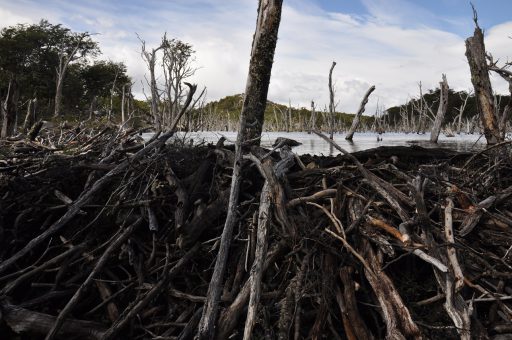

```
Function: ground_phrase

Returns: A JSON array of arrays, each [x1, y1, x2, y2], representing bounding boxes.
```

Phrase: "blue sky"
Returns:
[[315, 0, 511, 34], [1, 0, 511, 113]]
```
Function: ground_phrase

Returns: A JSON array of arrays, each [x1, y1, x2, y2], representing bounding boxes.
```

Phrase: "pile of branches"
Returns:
[[1, 123, 512, 340]]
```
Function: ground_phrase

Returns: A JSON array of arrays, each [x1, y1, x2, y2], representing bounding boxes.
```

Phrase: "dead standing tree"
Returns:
[[308, 100, 316, 134], [455, 90, 471, 134], [0, 77, 18, 138], [139, 35, 167, 130], [430, 74, 449, 143], [195, 1, 283, 339], [465, 6, 502, 144], [54, 33, 97, 117], [487, 56, 512, 139], [328, 61, 336, 139], [162, 37, 197, 127], [345, 85, 376, 141]]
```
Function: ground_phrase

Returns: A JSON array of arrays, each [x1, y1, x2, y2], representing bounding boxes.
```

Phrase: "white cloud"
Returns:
[[0, 0, 511, 115]]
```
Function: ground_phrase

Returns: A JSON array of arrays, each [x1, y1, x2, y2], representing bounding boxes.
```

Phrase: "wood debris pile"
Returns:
[[1, 126, 512, 339]]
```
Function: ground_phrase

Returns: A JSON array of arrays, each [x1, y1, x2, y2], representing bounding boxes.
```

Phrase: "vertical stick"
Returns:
[[196, 1, 283, 338]]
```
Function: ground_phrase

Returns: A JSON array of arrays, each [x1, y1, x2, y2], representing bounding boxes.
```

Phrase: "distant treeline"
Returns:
[[384, 88, 511, 133], [192, 94, 374, 132]]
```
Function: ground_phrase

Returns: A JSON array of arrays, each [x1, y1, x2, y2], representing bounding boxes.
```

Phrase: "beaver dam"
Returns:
[[0, 125, 511, 339]]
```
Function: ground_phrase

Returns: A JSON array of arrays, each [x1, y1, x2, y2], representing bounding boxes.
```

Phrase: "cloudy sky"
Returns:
[[1, 0, 512, 113]]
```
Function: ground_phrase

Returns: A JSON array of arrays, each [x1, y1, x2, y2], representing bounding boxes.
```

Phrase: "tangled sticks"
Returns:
[[1, 126, 512, 339]]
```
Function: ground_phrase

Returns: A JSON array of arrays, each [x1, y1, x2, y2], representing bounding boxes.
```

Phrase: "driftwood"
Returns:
[[1, 301, 106, 339]]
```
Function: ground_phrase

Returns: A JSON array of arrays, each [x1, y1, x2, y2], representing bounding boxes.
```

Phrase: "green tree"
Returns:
[[80, 60, 130, 119]]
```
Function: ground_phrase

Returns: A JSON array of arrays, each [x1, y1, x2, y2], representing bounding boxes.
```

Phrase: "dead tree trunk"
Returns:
[[308, 100, 315, 134], [22, 97, 37, 132], [465, 8, 502, 144], [328, 61, 336, 139], [457, 91, 470, 134], [121, 84, 127, 124], [345, 85, 376, 141], [239, 0, 283, 143], [430, 74, 449, 143], [88, 96, 97, 121], [195, 1, 283, 339], [139, 36, 166, 130], [54, 38, 84, 117], [108, 69, 119, 121], [487, 56, 512, 138], [287, 99, 292, 132], [1, 77, 18, 138]]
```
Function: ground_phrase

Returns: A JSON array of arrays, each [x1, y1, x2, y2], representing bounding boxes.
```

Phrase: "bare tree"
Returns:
[[196, 1, 283, 339], [121, 83, 128, 124], [138, 35, 167, 129], [346, 85, 376, 141], [413, 82, 428, 134], [308, 100, 316, 134], [455, 90, 471, 134], [430, 74, 449, 143], [487, 56, 512, 138], [328, 61, 336, 139], [22, 97, 37, 132], [108, 68, 119, 121], [54, 33, 97, 117], [465, 5, 501, 144], [1, 78, 18, 138], [162, 37, 197, 127]]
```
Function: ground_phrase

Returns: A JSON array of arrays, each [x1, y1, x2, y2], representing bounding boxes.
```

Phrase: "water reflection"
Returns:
[[151, 131, 486, 155]]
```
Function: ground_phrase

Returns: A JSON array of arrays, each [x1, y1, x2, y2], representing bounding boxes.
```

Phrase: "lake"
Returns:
[[160, 131, 486, 155], [142, 131, 486, 156]]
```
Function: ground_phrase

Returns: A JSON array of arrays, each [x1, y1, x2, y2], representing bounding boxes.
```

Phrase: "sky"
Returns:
[[1, 0, 512, 114]]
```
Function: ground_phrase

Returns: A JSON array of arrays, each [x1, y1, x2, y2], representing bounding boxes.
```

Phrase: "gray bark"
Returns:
[[22, 97, 37, 132], [465, 9, 501, 144], [139, 36, 166, 129], [328, 61, 336, 139], [54, 38, 84, 117], [1, 77, 18, 138], [195, 1, 283, 339], [345, 85, 376, 141], [121, 84, 126, 123], [430, 74, 449, 143], [239, 0, 283, 143], [308, 100, 315, 134]]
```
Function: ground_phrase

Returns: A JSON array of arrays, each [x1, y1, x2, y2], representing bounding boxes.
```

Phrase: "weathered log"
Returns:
[[1, 301, 106, 339]]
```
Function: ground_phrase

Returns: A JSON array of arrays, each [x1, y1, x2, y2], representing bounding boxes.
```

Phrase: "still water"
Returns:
[[167, 131, 485, 155]]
